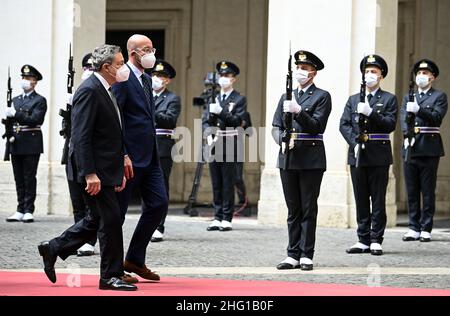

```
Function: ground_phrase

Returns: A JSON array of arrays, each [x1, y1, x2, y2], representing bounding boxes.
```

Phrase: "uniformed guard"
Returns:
[[273, 50, 332, 271], [202, 60, 247, 232], [340, 54, 398, 256], [64, 53, 97, 256], [401, 59, 447, 242], [5, 65, 47, 223], [149, 59, 181, 242]]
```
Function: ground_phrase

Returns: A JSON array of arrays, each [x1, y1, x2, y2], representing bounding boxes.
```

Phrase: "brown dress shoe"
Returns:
[[121, 273, 139, 284], [124, 260, 160, 281]]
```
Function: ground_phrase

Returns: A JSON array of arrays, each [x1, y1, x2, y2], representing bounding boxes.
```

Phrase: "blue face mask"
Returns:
[[415, 74, 430, 88]]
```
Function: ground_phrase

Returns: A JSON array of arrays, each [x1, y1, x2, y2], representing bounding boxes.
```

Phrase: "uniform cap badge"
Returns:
[[367, 55, 376, 63], [155, 63, 164, 71], [220, 62, 228, 69]]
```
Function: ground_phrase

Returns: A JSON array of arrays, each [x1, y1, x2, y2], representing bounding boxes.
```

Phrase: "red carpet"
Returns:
[[0, 271, 449, 296]]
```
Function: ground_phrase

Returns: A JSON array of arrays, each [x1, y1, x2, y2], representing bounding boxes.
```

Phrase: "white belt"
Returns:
[[216, 130, 238, 137], [156, 128, 174, 136], [14, 125, 41, 133]]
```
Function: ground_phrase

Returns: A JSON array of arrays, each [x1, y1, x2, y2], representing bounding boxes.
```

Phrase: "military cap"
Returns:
[[294, 50, 324, 70], [151, 59, 176, 78], [360, 54, 388, 77], [21, 64, 43, 81], [413, 59, 439, 78], [82, 53, 94, 69], [216, 61, 240, 76]]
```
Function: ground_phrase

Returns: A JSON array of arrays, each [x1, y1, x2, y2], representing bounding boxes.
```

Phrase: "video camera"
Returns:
[[193, 72, 220, 107]]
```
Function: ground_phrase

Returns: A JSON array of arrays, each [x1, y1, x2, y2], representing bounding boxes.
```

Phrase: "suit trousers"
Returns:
[[49, 185, 124, 279], [350, 165, 389, 245], [404, 157, 440, 233], [117, 155, 167, 266], [156, 156, 173, 233], [280, 169, 324, 260], [66, 172, 96, 246], [11, 154, 40, 214], [209, 161, 237, 222]]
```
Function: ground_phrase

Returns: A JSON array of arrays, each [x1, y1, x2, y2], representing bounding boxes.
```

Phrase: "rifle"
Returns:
[[2, 67, 14, 161], [404, 68, 416, 163], [59, 43, 75, 165], [281, 42, 293, 170], [355, 57, 368, 168]]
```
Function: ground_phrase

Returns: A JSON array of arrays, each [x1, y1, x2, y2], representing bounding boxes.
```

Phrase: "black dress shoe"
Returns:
[[371, 249, 383, 256], [219, 227, 232, 231], [206, 226, 220, 231], [300, 264, 313, 271], [38, 241, 57, 283], [99, 277, 137, 291], [276, 262, 300, 270], [77, 250, 95, 257], [420, 237, 431, 242], [403, 236, 419, 241], [346, 247, 370, 254], [151, 237, 163, 242]]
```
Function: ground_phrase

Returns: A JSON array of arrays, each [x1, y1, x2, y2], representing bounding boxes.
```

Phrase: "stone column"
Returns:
[[258, 0, 399, 228]]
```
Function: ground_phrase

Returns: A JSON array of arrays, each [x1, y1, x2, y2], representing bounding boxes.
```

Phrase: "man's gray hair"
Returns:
[[91, 44, 122, 71]]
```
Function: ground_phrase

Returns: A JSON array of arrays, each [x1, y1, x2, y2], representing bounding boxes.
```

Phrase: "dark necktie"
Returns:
[[141, 74, 153, 105], [108, 87, 122, 129], [154, 94, 159, 103], [222, 94, 227, 103], [298, 90, 304, 99], [420, 92, 425, 98], [367, 94, 373, 103]]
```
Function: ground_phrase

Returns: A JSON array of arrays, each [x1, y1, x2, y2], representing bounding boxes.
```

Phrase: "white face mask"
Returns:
[[81, 69, 93, 81], [218, 76, 233, 89], [136, 51, 156, 69], [416, 74, 430, 89], [110, 64, 130, 82], [20, 79, 32, 91], [294, 69, 311, 85], [152, 76, 164, 91], [365, 73, 379, 88]]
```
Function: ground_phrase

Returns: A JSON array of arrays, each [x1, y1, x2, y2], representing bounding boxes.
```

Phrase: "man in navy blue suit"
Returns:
[[113, 34, 167, 282]]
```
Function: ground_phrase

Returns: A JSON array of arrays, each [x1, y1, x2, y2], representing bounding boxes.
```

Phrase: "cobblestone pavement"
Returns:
[[1, 209, 450, 290]]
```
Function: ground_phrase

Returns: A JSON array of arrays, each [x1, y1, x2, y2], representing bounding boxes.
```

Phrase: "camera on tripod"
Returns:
[[193, 72, 220, 107]]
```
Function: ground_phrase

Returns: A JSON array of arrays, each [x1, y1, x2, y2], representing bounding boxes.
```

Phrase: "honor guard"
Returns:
[[401, 59, 447, 242], [340, 54, 398, 256], [202, 61, 247, 232], [273, 50, 332, 271], [149, 60, 181, 242], [6, 65, 47, 223]]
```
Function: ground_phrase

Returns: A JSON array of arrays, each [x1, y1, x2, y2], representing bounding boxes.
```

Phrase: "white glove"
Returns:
[[404, 137, 415, 149], [5, 106, 16, 118], [283, 100, 301, 114], [354, 144, 360, 160], [357, 102, 373, 116], [66, 93, 74, 106], [406, 100, 420, 114], [209, 103, 222, 115]]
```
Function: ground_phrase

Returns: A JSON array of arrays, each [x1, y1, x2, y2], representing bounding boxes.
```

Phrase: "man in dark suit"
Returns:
[[38, 44, 137, 291], [400, 59, 447, 243], [5, 65, 47, 224], [113, 34, 167, 281], [340, 54, 398, 256], [63, 53, 97, 256], [148, 60, 181, 242], [202, 61, 247, 232], [272, 50, 332, 271]]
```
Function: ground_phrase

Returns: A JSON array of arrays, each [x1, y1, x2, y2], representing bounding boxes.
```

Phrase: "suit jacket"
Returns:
[[339, 88, 398, 167], [154, 89, 181, 158], [201, 90, 247, 161], [112, 65, 157, 168], [400, 88, 447, 158], [10, 91, 47, 155], [272, 85, 332, 170], [68, 74, 124, 186]]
